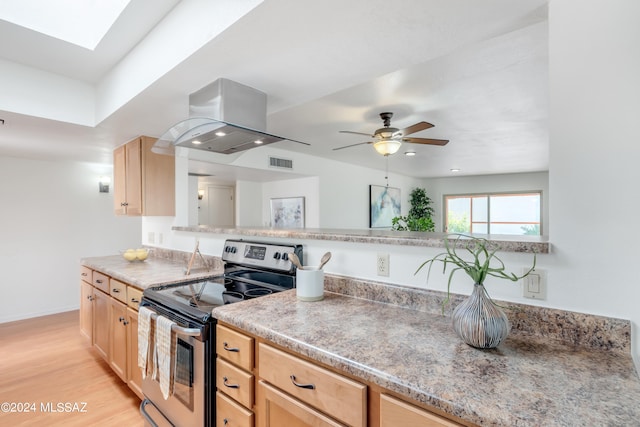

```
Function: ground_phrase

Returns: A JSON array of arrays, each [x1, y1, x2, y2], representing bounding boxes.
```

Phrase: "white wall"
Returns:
[[0, 156, 141, 323], [548, 0, 640, 367]]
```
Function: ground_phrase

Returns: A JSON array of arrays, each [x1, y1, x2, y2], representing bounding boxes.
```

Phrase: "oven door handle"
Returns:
[[146, 308, 203, 339]]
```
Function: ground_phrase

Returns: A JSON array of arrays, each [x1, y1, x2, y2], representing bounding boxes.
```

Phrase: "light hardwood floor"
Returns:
[[0, 310, 143, 426]]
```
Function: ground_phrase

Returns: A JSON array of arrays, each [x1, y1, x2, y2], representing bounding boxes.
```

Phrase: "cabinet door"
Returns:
[[126, 308, 143, 399], [257, 381, 344, 427], [93, 289, 110, 361], [124, 138, 143, 215], [380, 394, 462, 427], [79, 280, 93, 342], [109, 298, 128, 382], [113, 144, 127, 215]]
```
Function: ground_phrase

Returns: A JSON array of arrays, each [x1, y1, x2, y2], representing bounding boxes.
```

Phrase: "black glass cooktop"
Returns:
[[143, 273, 292, 322]]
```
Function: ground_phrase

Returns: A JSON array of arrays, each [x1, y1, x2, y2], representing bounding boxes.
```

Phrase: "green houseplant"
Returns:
[[392, 187, 435, 232], [417, 233, 536, 348]]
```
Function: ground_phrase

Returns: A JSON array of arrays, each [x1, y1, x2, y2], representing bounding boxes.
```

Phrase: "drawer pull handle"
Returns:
[[290, 375, 315, 390], [81, 272, 88, 276], [130, 298, 140, 303], [96, 279, 103, 284], [112, 288, 120, 293], [223, 376, 240, 389], [223, 342, 240, 352]]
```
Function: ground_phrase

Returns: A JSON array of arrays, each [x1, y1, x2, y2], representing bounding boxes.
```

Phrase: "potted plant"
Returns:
[[392, 187, 435, 232], [417, 234, 536, 348]]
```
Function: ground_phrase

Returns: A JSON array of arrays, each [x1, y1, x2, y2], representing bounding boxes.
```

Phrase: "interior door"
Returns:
[[201, 185, 234, 226]]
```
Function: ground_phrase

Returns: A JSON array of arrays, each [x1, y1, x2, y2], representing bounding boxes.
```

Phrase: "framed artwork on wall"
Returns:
[[270, 197, 305, 228], [369, 185, 401, 228]]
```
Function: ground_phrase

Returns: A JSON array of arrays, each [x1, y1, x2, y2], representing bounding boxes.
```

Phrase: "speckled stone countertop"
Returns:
[[212, 276, 640, 427], [172, 226, 549, 254], [81, 249, 223, 290]]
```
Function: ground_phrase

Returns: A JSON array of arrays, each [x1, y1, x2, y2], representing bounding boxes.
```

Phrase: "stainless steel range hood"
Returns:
[[153, 78, 309, 155]]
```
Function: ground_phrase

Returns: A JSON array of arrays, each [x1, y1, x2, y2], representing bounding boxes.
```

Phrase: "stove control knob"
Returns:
[[273, 252, 281, 260], [224, 246, 230, 253], [282, 253, 289, 261], [230, 246, 237, 254]]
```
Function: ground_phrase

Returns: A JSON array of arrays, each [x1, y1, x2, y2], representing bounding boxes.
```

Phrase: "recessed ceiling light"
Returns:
[[404, 151, 416, 156], [450, 168, 461, 172], [192, 140, 202, 145], [215, 131, 226, 137], [254, 140, 263, 145]]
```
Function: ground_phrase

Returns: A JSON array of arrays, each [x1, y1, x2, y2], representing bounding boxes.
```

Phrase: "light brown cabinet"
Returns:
[[216, 324, 256, 427], [380, 394, 462, 427], [217, 322, 466, 427], [79, 267, 93, 341], [109, 297, 128, 382], [258, 343, 366, 427], [80, 266, 144, 400], [113, 135, 175, 216]]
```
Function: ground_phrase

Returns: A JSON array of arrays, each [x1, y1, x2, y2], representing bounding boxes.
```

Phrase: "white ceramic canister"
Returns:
[[296, 267, 324, 301]]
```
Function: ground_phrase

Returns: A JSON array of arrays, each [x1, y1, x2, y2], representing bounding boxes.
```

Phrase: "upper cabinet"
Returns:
[[114, 136, 175, 216]]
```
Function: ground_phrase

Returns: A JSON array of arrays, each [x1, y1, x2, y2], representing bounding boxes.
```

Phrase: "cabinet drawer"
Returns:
[[80, 266, 92, 284], [127, 287, 143, 310], [217, 391, 253, 427], [380, 394, 462, 427], [109, 279, 127, 303], [92, 271, 109, 293], [217, 358, 254, 409], [217, 325, 254, 371], [258, 343, 366, 427]]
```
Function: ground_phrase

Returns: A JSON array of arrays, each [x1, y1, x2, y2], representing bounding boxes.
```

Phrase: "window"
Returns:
[[445, 192, 541, 235]]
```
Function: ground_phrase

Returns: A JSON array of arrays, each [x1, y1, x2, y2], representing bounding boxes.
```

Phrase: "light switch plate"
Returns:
[[522, 268, 547, 300]]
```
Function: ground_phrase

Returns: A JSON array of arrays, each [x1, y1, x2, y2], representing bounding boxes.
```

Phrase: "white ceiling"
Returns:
[[0, 0, 549, 179]]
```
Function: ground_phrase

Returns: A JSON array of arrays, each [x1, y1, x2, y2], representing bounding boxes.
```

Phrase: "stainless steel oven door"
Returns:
[[141, 320, 204, 427]]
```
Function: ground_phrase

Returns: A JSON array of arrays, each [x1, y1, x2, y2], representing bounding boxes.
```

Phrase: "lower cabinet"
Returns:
[[216, 322, 466, 427], [109, 298, 128, 382], [80, 266, 143, 400], [380, 394, 462, 427], [92, 288, 110, 360]]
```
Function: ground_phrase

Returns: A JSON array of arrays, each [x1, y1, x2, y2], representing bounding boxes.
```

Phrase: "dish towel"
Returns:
[[155, 315, 177, 400], [137, 306, 153, 380]]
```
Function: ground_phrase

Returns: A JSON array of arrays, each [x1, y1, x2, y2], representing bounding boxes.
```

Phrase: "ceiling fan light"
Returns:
[[373, 139, 401, 155]]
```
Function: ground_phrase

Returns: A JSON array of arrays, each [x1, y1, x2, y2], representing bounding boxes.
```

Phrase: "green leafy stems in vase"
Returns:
[[416, 234, 537, 348]]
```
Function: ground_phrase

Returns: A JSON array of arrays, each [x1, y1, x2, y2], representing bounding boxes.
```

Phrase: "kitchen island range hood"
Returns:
[[153, 78, 309, 155]]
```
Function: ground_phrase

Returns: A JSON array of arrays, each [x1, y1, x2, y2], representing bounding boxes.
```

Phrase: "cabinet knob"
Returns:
[[87, 295, 94, 301], [223, 419, 228, 426], [123, 320, 129, 325], [118, 316, 125, 322]]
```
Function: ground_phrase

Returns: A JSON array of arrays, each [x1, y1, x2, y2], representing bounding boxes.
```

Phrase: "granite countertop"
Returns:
[[212, 288, 640, 427], [172, 226, 549, 254], [81, 253, 223, 290]]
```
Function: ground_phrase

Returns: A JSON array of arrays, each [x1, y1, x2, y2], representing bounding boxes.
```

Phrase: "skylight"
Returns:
[[0, 0, 131, 50]]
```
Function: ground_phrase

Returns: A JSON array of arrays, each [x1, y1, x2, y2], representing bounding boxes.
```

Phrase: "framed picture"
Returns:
[[270, 197, 305, 228], [369, 185, 401, 228]]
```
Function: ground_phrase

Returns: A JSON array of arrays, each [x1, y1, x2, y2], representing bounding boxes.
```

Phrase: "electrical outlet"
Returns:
[[377, 253, 389, 277], [522, 268, 547, 300]]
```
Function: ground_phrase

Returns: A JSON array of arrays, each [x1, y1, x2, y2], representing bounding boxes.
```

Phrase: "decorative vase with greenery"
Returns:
[[392, 187, 435, 232], [417, 234, 536, 349]]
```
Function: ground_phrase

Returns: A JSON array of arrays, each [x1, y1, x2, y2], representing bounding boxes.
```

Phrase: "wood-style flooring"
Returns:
[[0, 310, 143, 426]]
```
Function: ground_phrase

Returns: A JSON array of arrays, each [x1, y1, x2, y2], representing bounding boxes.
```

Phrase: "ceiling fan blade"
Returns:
[[398, 121, 434, 136], [332, 141, 372, 151], [339, 130, 374, 137], [402, 137, 449, 146]]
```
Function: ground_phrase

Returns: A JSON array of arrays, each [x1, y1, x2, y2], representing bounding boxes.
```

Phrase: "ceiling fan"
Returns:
[[334, 112, 449, 156]]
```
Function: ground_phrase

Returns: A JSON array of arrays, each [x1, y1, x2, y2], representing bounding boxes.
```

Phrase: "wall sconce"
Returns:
[[198, 189, 204, 200], [99, 176, 111, 193]]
